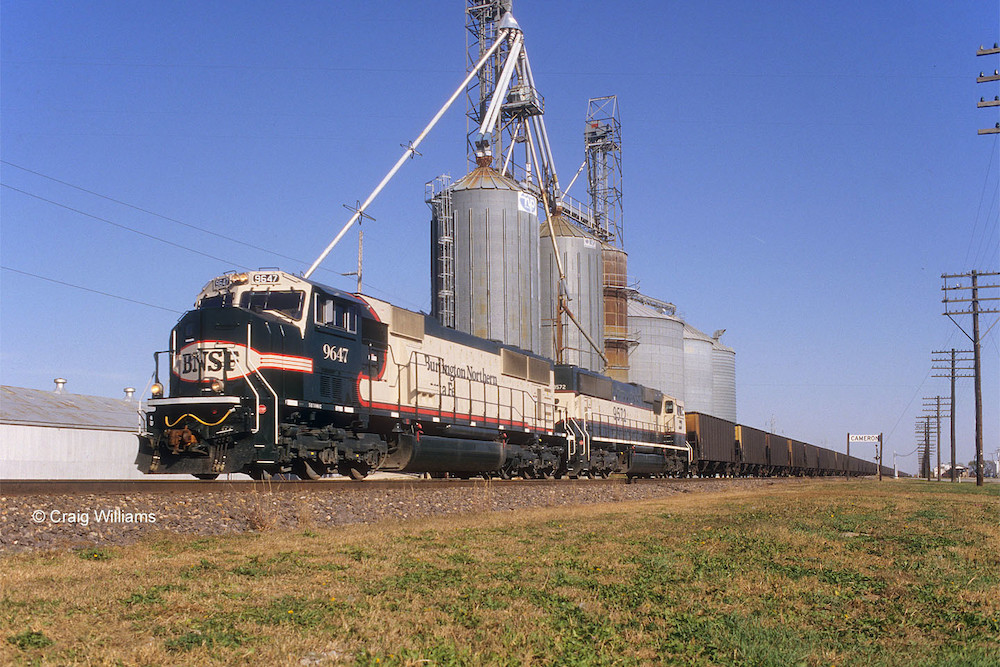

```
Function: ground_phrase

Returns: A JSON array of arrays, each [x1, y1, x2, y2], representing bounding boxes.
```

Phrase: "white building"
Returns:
[[1, 383, 157, 479]]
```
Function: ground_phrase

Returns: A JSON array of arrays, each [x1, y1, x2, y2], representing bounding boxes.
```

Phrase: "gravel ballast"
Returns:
[[0, 478, 785, 553]]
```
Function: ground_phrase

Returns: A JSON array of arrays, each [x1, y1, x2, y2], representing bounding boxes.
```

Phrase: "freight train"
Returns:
[[686, 412, 892, 478], [137, 269, 886, 481], [136, 270, 690, 480]]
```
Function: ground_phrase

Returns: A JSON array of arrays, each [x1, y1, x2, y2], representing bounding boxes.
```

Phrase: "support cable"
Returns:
[[304, 30, 510, 279]]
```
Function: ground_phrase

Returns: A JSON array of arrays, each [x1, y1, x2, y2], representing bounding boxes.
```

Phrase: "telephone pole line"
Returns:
[[941, 271, 1000, 485], [915, 415, 934, 481], [922, 396, 950, 481], [978, 42, 999, 134], [932, 349, 974, 481]]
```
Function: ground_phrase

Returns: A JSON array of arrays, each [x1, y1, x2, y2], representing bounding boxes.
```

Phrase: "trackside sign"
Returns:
[[849, 434, 880, 443]]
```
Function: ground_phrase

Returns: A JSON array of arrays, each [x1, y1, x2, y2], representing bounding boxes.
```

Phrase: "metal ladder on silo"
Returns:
[[426, 176, 455, 328]]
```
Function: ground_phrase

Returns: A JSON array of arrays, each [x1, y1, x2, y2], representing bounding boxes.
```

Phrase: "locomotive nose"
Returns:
[[171, 307, 256, 391]]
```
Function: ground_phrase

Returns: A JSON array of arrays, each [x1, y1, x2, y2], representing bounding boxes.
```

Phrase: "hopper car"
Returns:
[[687, 412, 890, 478]]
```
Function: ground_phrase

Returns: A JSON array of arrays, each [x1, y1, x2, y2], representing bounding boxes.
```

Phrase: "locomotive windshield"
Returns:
[[197, 293, 232, 309], [239, 290, 304, 320]]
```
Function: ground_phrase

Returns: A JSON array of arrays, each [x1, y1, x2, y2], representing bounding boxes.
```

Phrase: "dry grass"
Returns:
[[2, 480, 997, 666]]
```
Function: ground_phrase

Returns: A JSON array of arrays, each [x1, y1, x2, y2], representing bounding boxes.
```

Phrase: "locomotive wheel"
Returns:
[[193, 473, 219, 481], [293, 459, 323, 481], [338, 462, 369, 480]]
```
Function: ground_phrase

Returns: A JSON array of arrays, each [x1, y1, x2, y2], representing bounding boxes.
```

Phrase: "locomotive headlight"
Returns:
[[210, 379, 225, 394], [151, 382, 164, 397]]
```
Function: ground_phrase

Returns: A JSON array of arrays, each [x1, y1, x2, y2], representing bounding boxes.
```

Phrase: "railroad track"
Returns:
[[0, 475, 705, 496]]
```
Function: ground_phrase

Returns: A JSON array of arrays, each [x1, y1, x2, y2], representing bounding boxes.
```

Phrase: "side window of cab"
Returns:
[[315, 293, 358, 333]]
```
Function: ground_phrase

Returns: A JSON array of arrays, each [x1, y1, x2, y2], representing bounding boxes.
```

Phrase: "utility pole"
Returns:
[[339, 202, 374, 293], [355, 227, 363, 293], [915, 415, 934, 481], [878, 434, 883, 482], [977, 42, 1000, 135], [941, 271, 1000, 486], [922, 397, 949, 481], [932, 349, 974, 481], [845, 434, 850, 480]]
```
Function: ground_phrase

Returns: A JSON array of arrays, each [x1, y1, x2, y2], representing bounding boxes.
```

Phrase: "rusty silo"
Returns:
[[601, 243, 633, 381]]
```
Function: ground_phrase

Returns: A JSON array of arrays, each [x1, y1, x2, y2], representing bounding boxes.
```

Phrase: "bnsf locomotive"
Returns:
[[137, 270, 690, 480]]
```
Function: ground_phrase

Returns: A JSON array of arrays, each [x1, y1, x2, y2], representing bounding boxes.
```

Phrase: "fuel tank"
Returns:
[[384, 433, 506, 474], [624, 445, 671, 476]]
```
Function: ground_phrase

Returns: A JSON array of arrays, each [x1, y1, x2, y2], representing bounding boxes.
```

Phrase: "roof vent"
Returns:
[[53, 378, 67, 394], [124, 387, 136, 401]]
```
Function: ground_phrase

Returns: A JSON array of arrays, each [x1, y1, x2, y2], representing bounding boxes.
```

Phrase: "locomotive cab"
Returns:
[[137, 270, 386, 479]]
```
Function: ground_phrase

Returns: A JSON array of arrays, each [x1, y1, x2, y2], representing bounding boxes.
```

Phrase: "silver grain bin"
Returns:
[[683, 324, 714, 416], [540, 213, 604, 371], [441, 151, 541, 353], [711, 334, 736, 423], [627, 296, 685, 401]]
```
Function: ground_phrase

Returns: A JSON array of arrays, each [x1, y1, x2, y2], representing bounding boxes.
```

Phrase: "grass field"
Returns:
[[2, 479, 998, 666]]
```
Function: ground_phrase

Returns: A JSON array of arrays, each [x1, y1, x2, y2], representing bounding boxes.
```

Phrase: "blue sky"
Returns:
[[2, 1, 997, 475]]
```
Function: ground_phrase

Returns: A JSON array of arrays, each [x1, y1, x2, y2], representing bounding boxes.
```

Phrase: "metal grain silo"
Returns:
[[683, 324, 714, 415], [711, 334, 737, 423], [439, 149, 541, 352], [627, 295, 685, 400], [540, 211, 604, 371]]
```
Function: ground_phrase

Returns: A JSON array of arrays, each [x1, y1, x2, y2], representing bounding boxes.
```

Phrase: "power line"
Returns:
[[970, 179, 1000, 271], [0, 162, 429, 312], [1, 160, 311, 268], [968, 137, 997, 264], [965, 135, 998, 269], [1, 183, 250, 269], [884, 365, 933, 446], [1, 266, 183, 314]]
